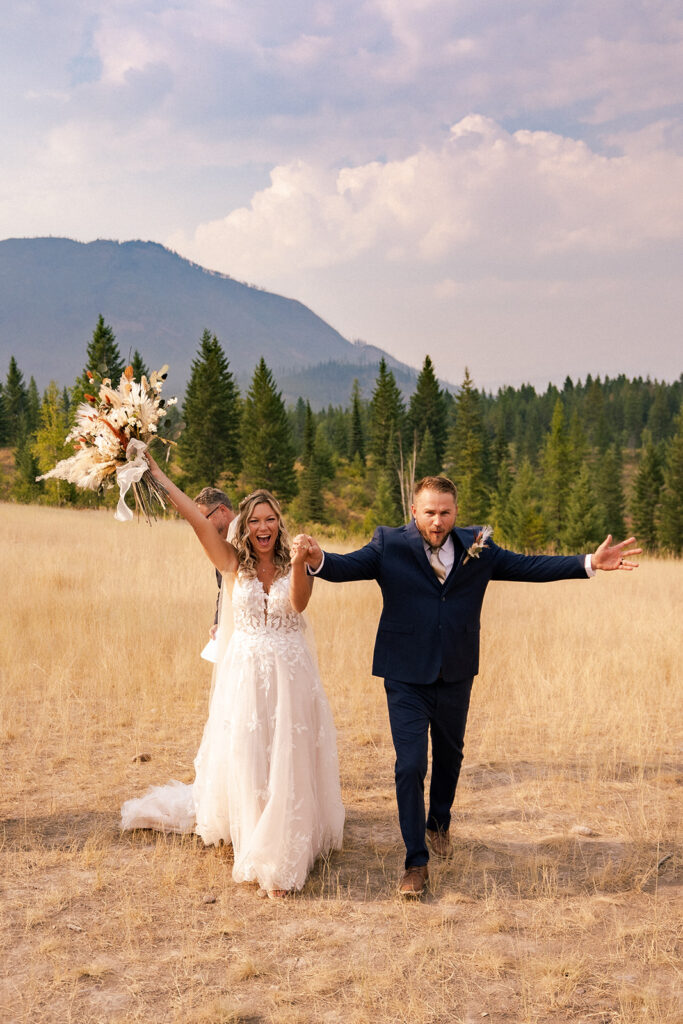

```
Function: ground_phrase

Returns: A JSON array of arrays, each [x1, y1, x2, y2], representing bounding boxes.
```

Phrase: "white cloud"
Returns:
[[167, 115, 683, 387], [171, 116, 683, 279], [1, 1, 682, 386]]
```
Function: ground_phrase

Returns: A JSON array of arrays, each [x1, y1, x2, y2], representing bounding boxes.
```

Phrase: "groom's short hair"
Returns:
[[413, 476, 458, 503], [194, 486, 233, 511]]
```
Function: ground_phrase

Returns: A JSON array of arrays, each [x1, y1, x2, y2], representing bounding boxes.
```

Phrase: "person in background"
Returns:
[[194, 487, 235, 638]]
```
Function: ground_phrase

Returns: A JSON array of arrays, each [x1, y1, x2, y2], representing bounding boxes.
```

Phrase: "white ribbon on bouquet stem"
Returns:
[[114, 438, 149, 522]]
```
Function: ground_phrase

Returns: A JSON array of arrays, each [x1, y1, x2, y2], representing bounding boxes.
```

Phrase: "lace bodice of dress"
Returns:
[[232, 571, 302, 636]]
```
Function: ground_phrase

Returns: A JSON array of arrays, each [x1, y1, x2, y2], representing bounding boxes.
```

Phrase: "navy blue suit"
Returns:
[[316, 520, 588, 866]]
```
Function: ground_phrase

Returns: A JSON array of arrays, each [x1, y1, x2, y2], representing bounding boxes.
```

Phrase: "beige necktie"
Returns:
[[429, 546, 447, 584]]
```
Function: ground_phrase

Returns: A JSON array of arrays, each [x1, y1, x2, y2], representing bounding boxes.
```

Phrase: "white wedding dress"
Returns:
[[121, 572, 345, 892]]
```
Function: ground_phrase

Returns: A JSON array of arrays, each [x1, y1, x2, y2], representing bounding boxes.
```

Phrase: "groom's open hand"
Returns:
[[591, 534, 642, 571]]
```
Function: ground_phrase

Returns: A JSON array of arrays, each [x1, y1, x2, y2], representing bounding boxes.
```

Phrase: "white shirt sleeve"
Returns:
[[307, 551, 326, 576], [584, 553, 596, 577]]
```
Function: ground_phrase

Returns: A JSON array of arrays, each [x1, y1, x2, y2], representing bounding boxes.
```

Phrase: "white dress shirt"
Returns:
[[424, 535, 455, 575]]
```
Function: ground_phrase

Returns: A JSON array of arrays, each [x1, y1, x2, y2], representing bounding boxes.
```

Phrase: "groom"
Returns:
[[299, 475, 641, 896]]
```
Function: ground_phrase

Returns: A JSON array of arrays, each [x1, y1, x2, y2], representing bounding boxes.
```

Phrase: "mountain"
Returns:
[[276, 359, 420, 408], [0, 237, 422, 407]]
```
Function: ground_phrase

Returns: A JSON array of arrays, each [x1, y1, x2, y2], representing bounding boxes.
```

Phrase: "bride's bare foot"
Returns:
[[257, 887, 290, 900], [268, 889, 289, 900]]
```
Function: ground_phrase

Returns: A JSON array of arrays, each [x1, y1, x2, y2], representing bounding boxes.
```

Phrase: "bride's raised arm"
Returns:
[[289, 534, 314, 613], [146, 451, 238, 576]]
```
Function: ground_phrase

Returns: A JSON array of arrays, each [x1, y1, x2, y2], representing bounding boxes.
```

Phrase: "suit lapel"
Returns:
[[442, 526, 476, 592], [404, 519, 443, 589]]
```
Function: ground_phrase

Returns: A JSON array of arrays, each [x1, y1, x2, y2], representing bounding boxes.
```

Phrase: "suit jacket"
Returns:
[[317, 521, 588, 684]]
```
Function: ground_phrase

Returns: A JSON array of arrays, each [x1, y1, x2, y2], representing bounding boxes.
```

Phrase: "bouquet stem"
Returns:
[[131, 469, 169, 524]]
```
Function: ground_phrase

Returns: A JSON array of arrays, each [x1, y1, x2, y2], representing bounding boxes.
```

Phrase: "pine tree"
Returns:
[[348, 379, 366, 462], [32, 382, 74, 505], [12, 420, 42, 503], [327, 408, 348, 459], [647, 383, 671, 442], [630, 430, 663, 550], [178, 330, 242, 488], [26, 377, 40, 434], [519, 402, 543, 464], [595, 444, 626, 538], [369, 359, 405, 471], [293, 402, 325, 522], [489, 427, 510, 487], [290, 397, 308, 454], [241, 358, 297, 501], [657, 407, 683, 554], [415, 427, 440, 479], [506, 458, 545, 552], [561, 464, 606, 552], [583, 378, 610, 451], [409, 355, 447, 468], [364, 470, 400, 531], [488, 458, 514, 547], [73, 316, 125, 404], [130, 349, 149, 381], [444, 368, 488, 523], [314, 423, 335, 483], [541, 398, 571, 547], [567, 410, 589, 476], [0, 383, 7, 446], [61, 387, 71, 421], [623, 380, 647, 447], [4, 356, 28, 445]]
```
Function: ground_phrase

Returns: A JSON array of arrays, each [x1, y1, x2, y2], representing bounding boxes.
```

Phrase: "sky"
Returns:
[[2, 0, 682, 392]]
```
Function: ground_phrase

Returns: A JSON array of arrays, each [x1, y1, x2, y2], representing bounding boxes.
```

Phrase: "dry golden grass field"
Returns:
[[1, 502, 681, 1024]]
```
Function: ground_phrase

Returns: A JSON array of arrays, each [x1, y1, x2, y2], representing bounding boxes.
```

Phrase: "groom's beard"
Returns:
[[415, 523, 449, 548]]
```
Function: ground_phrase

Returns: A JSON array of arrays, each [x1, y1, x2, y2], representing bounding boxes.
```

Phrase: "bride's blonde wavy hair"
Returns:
[[233, 489, 291, 579]]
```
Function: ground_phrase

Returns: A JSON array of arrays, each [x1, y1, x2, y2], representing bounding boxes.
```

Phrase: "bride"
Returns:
[[121, 454, 345, 899]]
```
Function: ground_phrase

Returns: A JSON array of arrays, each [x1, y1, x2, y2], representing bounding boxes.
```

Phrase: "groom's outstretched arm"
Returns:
[[491, 532, 642, 583], [296, 530, 383, 583]]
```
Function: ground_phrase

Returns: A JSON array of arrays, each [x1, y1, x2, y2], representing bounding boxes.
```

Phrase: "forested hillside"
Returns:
[[2, 318, 681, 554], [0, 237, 420, 406]]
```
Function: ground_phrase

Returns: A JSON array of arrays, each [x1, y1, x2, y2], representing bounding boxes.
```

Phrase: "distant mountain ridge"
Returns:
[[0, 237, 423, 408]]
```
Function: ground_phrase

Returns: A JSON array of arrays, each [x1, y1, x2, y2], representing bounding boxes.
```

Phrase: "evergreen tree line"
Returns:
[[1, 316, 681, 555]]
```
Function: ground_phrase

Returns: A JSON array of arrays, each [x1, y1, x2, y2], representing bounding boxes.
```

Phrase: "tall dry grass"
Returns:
[[1, 503, 681, 1024]]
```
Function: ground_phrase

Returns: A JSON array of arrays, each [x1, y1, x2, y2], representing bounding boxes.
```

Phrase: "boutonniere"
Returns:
[[463, 525, 492, 564]]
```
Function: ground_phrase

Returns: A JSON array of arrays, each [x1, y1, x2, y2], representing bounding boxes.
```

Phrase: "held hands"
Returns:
[[291, 534, 323, 570], [290, 535, 310, 565], [591, 534, 642, 571]]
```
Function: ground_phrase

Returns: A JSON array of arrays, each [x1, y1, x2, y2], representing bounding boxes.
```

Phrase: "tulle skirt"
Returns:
[[121, 626, 344, 892]]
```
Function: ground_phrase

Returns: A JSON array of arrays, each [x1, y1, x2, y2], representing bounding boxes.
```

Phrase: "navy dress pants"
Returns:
[[384, 676, 473, 868]]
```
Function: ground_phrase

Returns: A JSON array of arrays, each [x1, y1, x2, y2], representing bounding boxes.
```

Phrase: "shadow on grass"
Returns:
[[1, 809, 121, 851], [2, 775, 679, 904], [462, 758, 683, 789]]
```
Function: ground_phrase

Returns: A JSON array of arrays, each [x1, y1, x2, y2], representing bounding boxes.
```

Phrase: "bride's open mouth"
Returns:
[[255, 533, 274, 547]]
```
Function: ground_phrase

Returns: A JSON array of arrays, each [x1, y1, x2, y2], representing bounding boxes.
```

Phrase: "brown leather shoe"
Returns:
[[398, 864, 429, 896], [426, 828, 451, 859]]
